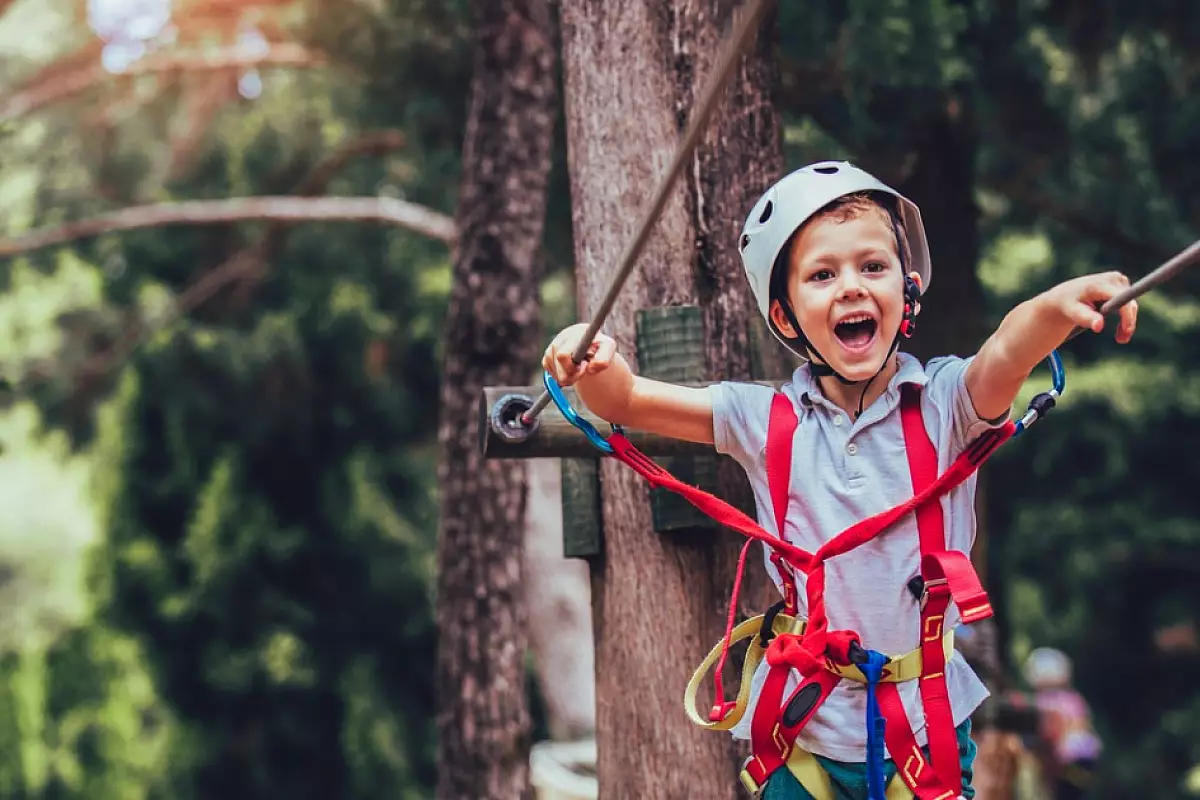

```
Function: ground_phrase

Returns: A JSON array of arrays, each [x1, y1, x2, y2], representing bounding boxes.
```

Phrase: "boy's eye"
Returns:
[[863, 260, 887, 273], [809, 269, 834, 282]]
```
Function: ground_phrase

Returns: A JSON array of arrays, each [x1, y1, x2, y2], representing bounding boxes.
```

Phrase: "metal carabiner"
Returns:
[[1013, 349, 1066, 436], [542, 370, 622, 454]]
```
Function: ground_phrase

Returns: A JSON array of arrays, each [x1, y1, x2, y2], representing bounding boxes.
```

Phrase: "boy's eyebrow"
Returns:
[[803, 245, 896, 269]]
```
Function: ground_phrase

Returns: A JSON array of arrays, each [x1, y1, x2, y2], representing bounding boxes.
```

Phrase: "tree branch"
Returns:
[[77, 247, 266, 380], [47, 132, 420, 386], [222, 129, 411, 305], [0, 42, 328, 123], [0, 195, 456, 258]]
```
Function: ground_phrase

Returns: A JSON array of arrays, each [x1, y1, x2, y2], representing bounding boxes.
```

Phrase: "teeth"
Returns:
[[840, 314, 872, 325]]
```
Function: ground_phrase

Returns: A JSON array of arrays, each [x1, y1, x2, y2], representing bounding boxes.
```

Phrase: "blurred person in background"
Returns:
[[1023, 647, 1102, 799]]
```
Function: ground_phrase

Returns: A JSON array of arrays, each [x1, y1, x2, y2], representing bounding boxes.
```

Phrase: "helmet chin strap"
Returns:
[[799, 329, 899, 420]]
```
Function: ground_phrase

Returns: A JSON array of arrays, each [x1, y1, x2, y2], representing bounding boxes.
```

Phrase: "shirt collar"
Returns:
[[790, 352, 927, 414]]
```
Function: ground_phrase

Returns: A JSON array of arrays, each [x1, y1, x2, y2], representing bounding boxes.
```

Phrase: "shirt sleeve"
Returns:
[[708, 380, 777, 473], [923, 355, 1010, 455]]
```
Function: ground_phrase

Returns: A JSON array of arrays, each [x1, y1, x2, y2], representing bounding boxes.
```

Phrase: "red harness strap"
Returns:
[[604, 384, 1014, 796], [871, 388, 1006, 799], [607, 396, 809, 722], [766, 393, 801, 613], [606, 432, 812, 571], [738, 386, 1014, 796]]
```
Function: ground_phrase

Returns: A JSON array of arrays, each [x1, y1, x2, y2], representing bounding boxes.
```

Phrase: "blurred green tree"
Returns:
[[0, 0, 474, 796]]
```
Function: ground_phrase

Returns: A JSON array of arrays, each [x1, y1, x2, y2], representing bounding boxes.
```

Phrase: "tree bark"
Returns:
[[559, 1, 781, 796], [896, 112, 986, 363], [434, 1, 558, 799]]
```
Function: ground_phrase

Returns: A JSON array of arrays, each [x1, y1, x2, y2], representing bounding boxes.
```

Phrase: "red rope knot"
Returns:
[[765, 629, 861, 676]]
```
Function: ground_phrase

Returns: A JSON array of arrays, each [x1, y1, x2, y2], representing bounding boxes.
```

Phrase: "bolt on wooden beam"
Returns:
[[482, 383, 703, 458], [480, 378, 785, 459]]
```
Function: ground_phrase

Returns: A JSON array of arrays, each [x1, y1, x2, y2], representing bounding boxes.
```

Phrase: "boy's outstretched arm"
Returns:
[[966, 271, 1139, 421], [542, 323, 716, 445]]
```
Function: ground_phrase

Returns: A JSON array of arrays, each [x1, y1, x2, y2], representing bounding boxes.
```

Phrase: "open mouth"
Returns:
[[834, 315, 878, 351]]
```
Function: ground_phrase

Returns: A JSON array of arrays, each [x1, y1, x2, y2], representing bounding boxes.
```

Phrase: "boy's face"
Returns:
[[769, 207, 914, 382]]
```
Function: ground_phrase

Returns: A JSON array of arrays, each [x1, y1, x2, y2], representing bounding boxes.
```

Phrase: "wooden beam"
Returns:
[[480, 381, 783, 459]]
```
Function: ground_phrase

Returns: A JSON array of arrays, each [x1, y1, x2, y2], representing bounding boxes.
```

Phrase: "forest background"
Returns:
[[0, 0, 1195, 798]]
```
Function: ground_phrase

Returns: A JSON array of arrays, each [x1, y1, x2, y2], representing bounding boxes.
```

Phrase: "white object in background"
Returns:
[[530, 739, 598, 800]]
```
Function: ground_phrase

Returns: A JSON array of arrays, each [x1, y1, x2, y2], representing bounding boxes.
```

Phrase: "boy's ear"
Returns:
[[769, 299, 798, 338]]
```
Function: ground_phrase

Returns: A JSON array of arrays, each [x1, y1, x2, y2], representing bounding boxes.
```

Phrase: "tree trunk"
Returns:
[[898, 113, 986, 363], [434, 2, 558, 798], [558, 1, 781, 796]]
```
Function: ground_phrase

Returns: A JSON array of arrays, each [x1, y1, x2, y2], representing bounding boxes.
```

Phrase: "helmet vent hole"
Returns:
[[740, 234, 751, 251], [758, 201, 773, 223], [814, 165, 839, 175]]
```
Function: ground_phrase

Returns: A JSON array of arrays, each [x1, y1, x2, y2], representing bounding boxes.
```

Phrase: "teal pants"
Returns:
[[762, 720, 977, 800]]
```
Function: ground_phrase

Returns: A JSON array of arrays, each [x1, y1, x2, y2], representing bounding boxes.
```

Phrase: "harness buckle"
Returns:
[[738, 758, 766, 798], [781, 580, 798, 615], [918, 577, 949, 612], [709, 700, 738, 723]]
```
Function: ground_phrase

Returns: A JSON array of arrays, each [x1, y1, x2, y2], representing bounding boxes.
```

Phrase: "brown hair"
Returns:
[[813, 191, 893, 227], [769, 191, 910, 309]]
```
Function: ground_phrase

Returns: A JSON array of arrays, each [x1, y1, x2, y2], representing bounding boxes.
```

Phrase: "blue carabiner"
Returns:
[[542, 370, 622, 454], [1013, 349, 1066, 437]]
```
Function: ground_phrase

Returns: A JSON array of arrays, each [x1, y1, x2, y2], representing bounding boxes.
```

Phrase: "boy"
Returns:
[[542, 161, 1135, 798]]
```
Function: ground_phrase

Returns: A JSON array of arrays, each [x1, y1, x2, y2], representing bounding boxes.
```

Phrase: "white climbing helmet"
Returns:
[[1023, 646, 1073, 689], [737, 161, 932, 358]]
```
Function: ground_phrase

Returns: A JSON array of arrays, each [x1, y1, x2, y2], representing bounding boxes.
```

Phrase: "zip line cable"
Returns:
[[517, 0, 775, 427]]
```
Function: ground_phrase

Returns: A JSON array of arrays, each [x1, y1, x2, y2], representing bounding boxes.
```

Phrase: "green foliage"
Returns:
[[0, 0, 471, 797], [39, 626, 179, 799], [73, 154, 447, 800], [971, 7, 1199, 797]]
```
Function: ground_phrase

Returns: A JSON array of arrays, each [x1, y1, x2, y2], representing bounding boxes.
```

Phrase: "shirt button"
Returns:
[[833, 415, 845, 427], [847, 442, 858, 456]]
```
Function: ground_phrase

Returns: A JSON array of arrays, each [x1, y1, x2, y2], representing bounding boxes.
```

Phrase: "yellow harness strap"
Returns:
[[830, 629, 955, 684], [685, 612, 955, 729], [683, 613, 807, 730], [684, 612, 956, 798]]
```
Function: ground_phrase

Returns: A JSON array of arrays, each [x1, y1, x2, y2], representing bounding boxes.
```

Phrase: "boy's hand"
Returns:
[[1042, 271, 1138, 343], [542, 323, 618, 386], [541, 323, 714, 444], [968, 270, 1139, 422]]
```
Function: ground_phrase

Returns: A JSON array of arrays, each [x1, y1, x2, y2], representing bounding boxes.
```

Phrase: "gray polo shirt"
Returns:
[[710, 352, 1005, 762]]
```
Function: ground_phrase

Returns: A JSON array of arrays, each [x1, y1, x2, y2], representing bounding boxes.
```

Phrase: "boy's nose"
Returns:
[[837, 271, 867, 299]]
